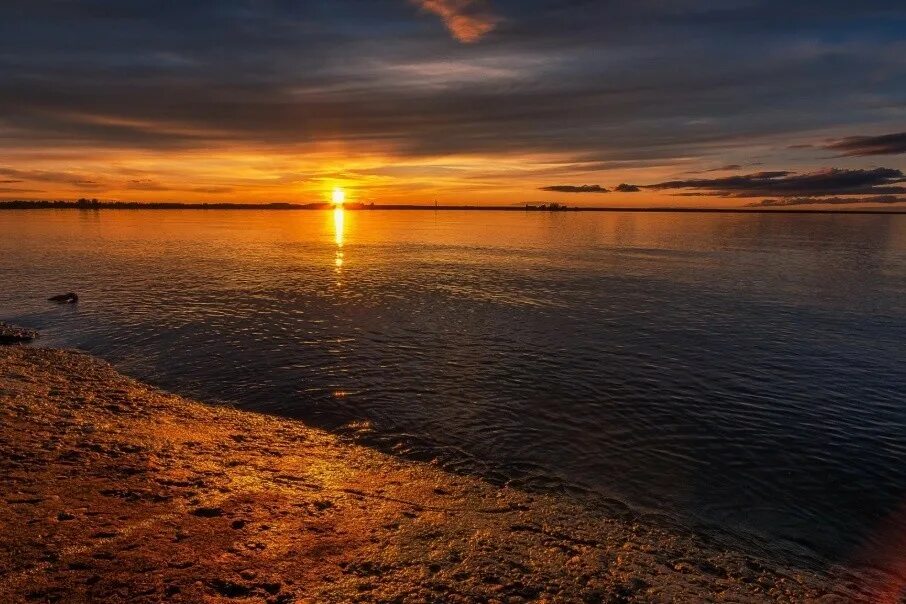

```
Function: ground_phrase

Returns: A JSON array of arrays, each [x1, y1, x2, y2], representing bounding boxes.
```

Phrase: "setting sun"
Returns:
[[332, 188, 345, 205]]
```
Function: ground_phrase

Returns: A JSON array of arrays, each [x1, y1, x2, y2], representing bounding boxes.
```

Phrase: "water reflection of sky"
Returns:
[[1, 209, 905, 575]]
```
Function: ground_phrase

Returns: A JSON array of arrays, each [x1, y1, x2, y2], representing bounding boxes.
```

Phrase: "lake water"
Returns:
[[1, 209, 905, 573]]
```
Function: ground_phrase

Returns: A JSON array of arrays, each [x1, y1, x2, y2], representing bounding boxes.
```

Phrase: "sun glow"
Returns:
[[332, 187, 346, 205]]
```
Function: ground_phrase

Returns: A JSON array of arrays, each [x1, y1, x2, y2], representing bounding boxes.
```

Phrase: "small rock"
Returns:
[[191, 506, 223, 518], [262, 582, 282, 595], [209, 579, 251, 598]]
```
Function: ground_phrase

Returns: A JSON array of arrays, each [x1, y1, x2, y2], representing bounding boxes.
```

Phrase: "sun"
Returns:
[[332, 187, 345, 205]]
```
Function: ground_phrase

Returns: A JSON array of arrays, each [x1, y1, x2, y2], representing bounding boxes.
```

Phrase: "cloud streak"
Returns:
[[411, 0, 498, 43], [748, 195, 906, 207], [824, 132, 906, 156], [540, 185, 609, 193], [0, 167, 104, 189], [643, 168, 906, 198]]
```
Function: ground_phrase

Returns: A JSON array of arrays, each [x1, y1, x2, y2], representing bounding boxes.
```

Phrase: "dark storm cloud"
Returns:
[[0, 1, 905, 163], [644, 168, 906, 197], [540, 185, 609, 193], [748, 195, 906, 207], [614, 183, 641, 192], [824, 132, 906, 156]]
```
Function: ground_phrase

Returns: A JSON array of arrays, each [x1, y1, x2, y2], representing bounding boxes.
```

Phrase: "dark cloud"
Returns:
[[614, 183, 641, 192], [824, 132, 906, 156], [747, 195, 906, 207], [540, 184, 609, 193], [644, 168, 906, 197], [706, 164, 741, 172]]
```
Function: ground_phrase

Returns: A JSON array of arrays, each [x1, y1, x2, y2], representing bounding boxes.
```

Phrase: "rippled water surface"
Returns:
[[2, 209, 905, 569]]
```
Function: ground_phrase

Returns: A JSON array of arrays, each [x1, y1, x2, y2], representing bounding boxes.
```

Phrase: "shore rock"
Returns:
[[0, 321, 38, 344]]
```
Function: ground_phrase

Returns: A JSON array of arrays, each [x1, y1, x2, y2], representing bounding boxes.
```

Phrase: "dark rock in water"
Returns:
[[48, 292, 78, 304], [0, 322, 39, 345]]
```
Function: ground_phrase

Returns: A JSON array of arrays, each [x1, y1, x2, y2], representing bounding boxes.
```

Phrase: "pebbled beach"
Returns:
[[0, 347, 881, 603]]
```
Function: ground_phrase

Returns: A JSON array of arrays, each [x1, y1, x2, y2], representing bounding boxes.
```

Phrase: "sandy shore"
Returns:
[[0, 347, 877, 602]]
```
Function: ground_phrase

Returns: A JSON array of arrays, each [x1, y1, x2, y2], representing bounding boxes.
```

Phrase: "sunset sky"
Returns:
[[1, 0, 905, 207]]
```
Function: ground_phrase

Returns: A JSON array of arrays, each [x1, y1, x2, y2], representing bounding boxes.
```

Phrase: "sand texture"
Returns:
[[0, 347, 878, 603]]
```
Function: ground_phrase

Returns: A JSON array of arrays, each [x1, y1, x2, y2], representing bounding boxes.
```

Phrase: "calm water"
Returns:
[[2, 209, 905, 571]]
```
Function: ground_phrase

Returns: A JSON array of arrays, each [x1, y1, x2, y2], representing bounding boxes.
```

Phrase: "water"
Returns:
[[2, 208, 905, 572]]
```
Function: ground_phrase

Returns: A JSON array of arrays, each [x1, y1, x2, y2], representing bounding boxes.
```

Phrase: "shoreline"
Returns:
[[2, 202, 906, 215], [0, 347, 882, 602]]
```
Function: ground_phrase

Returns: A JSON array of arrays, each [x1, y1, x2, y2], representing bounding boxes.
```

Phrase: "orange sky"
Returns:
[[2, 2, 904, 209], [1, 145, 712, 207]]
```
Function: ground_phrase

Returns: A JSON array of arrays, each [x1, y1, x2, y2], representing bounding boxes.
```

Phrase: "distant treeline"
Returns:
[[0, 199, 330, 210], [1, 199, 899, 214], [524, 202, 574, 211], [0, 199, 575, 211]]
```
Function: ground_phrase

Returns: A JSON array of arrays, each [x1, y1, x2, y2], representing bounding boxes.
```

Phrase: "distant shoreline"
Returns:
[[1, 200, 904, 215]]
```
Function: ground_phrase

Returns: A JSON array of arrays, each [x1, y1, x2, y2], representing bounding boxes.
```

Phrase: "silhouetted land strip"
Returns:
[[0, 347, 887, 602], [1, 200, 904, 214]]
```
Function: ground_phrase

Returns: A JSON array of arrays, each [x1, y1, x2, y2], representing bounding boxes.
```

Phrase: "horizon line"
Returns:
[[1, 199, 904, 215]]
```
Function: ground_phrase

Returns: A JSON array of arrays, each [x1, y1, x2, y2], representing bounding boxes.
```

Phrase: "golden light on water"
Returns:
[[333, 206, 345, 270], [334, 207, 344, 247]]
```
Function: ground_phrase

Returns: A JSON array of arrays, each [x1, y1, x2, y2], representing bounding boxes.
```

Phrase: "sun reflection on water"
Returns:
[[333, 206, 344, 274]]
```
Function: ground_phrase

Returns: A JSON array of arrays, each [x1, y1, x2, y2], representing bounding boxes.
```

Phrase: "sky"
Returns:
[[1, 0, 905, 207]]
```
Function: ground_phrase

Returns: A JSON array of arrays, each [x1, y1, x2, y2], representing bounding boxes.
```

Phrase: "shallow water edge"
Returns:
[[1, 346, 896, 602]]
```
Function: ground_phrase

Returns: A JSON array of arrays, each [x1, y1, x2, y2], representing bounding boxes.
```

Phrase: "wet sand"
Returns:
[[0, 347, 876, 602]]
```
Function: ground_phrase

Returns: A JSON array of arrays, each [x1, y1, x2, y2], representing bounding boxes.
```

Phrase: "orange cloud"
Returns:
[[411, 0, 498, 43]]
